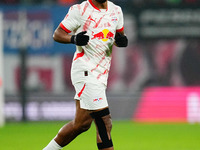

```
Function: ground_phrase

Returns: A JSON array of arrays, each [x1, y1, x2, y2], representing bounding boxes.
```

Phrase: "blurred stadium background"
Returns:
[[0, 0, 200, 149]]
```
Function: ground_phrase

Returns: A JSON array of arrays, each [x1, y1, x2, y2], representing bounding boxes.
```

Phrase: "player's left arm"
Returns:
[[114, 6, 128, 47]]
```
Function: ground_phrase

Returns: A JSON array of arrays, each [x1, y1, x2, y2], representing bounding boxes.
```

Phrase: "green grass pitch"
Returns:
[[0, 121, 200, 150]]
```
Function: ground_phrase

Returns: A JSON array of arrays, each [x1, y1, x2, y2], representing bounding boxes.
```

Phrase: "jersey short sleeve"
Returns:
[[60, 5, 81, 33], [116, 6, 124, 32]]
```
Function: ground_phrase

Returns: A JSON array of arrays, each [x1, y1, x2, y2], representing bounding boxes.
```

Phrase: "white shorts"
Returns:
[[74, 82, 108, 110]]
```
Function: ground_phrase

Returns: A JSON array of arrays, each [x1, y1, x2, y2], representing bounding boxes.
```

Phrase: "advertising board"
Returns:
[[134, 87, 200, 123], [1, 6, 75, 54], [133, 6, 200, 39]]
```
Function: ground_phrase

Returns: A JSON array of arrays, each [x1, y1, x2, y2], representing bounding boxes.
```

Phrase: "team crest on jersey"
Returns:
[[91, 29, 114, 42], [111, 17, 118, 23]]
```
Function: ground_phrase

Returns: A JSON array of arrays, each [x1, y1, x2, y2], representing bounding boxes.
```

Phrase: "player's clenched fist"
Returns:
[[71, 31, 89, 46], [114, 32, 128, 47]]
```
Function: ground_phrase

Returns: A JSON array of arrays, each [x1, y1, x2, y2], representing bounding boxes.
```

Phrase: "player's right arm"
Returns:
[[53, 25, 89, 46], [53, 4, 89, 46], [53, 26, 72, 44]]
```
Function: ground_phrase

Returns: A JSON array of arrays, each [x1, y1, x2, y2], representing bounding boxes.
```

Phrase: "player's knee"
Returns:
[[104, 114, 112, 132], [90, 108, 113, 149]]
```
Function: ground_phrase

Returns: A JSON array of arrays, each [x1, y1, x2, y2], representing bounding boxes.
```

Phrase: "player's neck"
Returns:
[[92, 0, 107, 9]]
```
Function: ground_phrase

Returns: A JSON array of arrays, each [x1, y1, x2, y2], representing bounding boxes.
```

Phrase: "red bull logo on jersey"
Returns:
[[91, 29, 114, 42], [93, 97, 103, 102]]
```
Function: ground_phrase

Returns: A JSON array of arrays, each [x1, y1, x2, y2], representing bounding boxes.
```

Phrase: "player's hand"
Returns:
[[114, 32, 128, 47], [71, 31, 89, 46]]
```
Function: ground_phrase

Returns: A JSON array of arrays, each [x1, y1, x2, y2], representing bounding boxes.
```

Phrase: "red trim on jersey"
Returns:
[[60, 23, 72, 33], [74, 49, 85, 61], [88, 0, 100, 11], [89, 0, 108, 12], [116, 26, 124, 32], [78, 83, 86, 97]]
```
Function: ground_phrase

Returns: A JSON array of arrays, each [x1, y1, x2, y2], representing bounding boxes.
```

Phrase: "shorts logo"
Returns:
[[93, 97, 103, 102]]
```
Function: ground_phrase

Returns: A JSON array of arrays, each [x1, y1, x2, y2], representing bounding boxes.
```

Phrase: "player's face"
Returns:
[[95, 0, 107, 3]]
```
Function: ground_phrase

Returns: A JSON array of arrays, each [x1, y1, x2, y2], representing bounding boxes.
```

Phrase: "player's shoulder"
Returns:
[[69, 1, 90, 14], [108, 1, 122, 12]]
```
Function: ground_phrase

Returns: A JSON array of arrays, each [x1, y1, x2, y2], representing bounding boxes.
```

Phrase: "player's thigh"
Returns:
[[74, 100, 93, 128]]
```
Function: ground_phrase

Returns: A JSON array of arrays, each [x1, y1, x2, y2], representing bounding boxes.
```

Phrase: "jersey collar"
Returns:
[[88, 0, 108, 12]]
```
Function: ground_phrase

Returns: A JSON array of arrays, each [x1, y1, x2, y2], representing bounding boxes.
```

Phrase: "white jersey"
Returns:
[[60, 0, 124, 86]]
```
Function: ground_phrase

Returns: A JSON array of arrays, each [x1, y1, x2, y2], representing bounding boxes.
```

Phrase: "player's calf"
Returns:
[[55, 116, 92, 147]]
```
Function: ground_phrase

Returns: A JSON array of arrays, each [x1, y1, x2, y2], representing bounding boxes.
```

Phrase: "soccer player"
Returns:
[[43, 0, 128, 149]]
